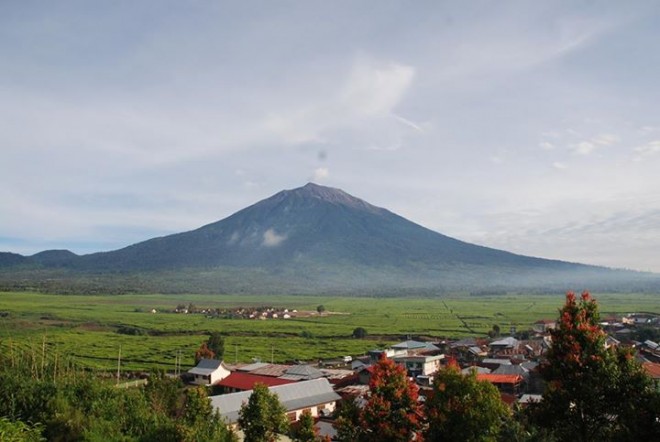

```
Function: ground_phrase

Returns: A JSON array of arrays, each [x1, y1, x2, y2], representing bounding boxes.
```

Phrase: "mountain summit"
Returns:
[[1, 183, 657, 294]]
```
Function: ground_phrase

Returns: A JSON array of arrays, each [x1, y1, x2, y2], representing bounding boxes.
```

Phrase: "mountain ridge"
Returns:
[[1, 183, 658, 294]]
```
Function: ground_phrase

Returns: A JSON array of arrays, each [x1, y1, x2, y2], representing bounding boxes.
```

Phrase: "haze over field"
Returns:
[[1, 183, 658, 294], [1, 1, 659, 273]]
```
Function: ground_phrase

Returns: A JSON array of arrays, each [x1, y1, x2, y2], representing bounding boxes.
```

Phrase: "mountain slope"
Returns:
[[1, 183, 657, 294], [77, 183, 575, 270]]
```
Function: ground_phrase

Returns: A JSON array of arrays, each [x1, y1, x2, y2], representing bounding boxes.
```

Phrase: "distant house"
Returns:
[[393, 354, 444, 377], [280, 365, 324, 381], [532, 319, 556, 334], [488, 337, 519, 354], [391, 340, 441, 355], [642, 362, 660, 390], [461, 366, 491, 375], [188, 359, 231, 386], [210, 378, 341, 425], [518, 394, 543, 407], [476, 373, 523, 395]]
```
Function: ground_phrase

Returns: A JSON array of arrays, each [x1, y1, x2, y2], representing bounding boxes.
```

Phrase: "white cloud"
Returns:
[[391, 114, 424, 132], [569, 141, 597, 155], [341, 61, 415, 117], [592, 134, 619, 145], [633, 140, 660, 160], [540, 141, 555, 150], [312, 167, 329, 182], [263, 59, 415, 145], [262, 228, 287, 247], [553, 162, 567, 169]]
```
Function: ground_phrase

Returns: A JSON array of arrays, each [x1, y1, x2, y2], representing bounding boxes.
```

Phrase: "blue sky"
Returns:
[[1, 1, 659, 272]]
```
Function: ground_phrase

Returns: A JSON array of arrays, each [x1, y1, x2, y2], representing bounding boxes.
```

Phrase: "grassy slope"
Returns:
[[0, 291, 657, 371]]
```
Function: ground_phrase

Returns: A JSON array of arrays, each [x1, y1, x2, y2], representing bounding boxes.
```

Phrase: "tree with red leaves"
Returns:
[[530, 291, 660, 441], [359, 354, 423, 441], [194, 342, 215, 363]]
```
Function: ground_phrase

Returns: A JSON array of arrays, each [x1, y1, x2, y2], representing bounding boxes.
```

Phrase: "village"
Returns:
[[181, 311, 660, 440]]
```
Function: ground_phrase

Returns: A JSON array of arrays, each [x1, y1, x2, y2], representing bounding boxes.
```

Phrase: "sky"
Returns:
[[1, 1, 659, 272]]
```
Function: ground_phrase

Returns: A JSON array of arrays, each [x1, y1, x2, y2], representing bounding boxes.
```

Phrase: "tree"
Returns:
[[424, 362, 510, 441], [291, 409, 318, 442], [488, 324, 501, 338], [360, 354, 423, 441], [530, 291, 660, 441], [177, 386, 236, 442], [334, 398, 366, 442], [144, 370, 181, 417], [195, 342, 215, 363], [238, 383, 289, 442], [207, 332, 225, 360], [352, 327, 367, 339], [316, 305, 326, 315]]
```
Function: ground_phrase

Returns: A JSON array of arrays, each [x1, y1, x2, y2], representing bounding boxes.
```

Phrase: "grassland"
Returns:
[[0, 291, 657, 372]]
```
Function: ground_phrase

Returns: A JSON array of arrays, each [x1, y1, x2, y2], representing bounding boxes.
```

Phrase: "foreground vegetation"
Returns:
[[0, 291, 658, 441], [0, 291, 658, 372]]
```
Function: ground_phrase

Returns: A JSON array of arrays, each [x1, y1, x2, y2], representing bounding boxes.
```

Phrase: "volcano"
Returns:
[[1, 183, 656, 294]]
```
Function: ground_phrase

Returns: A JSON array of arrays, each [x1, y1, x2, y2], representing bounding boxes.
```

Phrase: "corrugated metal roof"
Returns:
[[477, 373, 523, 384], [236, 362, 270, 372], [493, 365, 529, 376], [249, 364, 291, 377], [216, 372, 294, 391], [482, 358, 512, 365], [489, 337, 519, 347], [283, 365, 323, 379], [210, 378, 341, 423], [391, 340, 440, 351], [461, 366, 491, 374], [188, 358, 222, 375]]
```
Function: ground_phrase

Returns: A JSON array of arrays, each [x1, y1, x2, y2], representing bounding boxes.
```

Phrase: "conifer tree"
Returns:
[[292, 409, 318, 442], [360, 354, 423, 441], [531, 291, 660, 441], [238, 383, 289, 442]]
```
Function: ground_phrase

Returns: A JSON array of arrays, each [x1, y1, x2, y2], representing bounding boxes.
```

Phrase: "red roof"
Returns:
[[217, 372, 295, 390], [477, 374, 523, 384], [643, 362, 660, 379]]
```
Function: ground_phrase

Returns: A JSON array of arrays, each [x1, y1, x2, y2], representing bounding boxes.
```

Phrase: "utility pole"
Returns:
[[116, 345, 121, 385]]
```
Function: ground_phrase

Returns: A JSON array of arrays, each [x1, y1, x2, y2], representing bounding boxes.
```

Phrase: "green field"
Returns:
[[0, 291, 657, 372]]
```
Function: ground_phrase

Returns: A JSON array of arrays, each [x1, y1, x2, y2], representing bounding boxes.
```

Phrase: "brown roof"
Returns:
[[248, 364, 291, 377], [643, 362, 660, 379], [477, 373, 523, 384]]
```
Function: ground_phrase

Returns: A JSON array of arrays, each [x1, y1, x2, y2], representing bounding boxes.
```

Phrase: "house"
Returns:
[[279, 365, 324, 381], [480, 358, 512, 371], [393, 354, 444, 377], [532, 319, 556, 334], [518, 394, 543, 407], [391, 340, 441, 355], [368, 349, 398, 363], [210, 378, 341, 425], [476, 373, 523, 395], [187, 359, 231, 386], [216, 372, 295, 393], [461, 366, 491, 375], [488, 337, 519, 355], [642, 362, 660, 390]]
